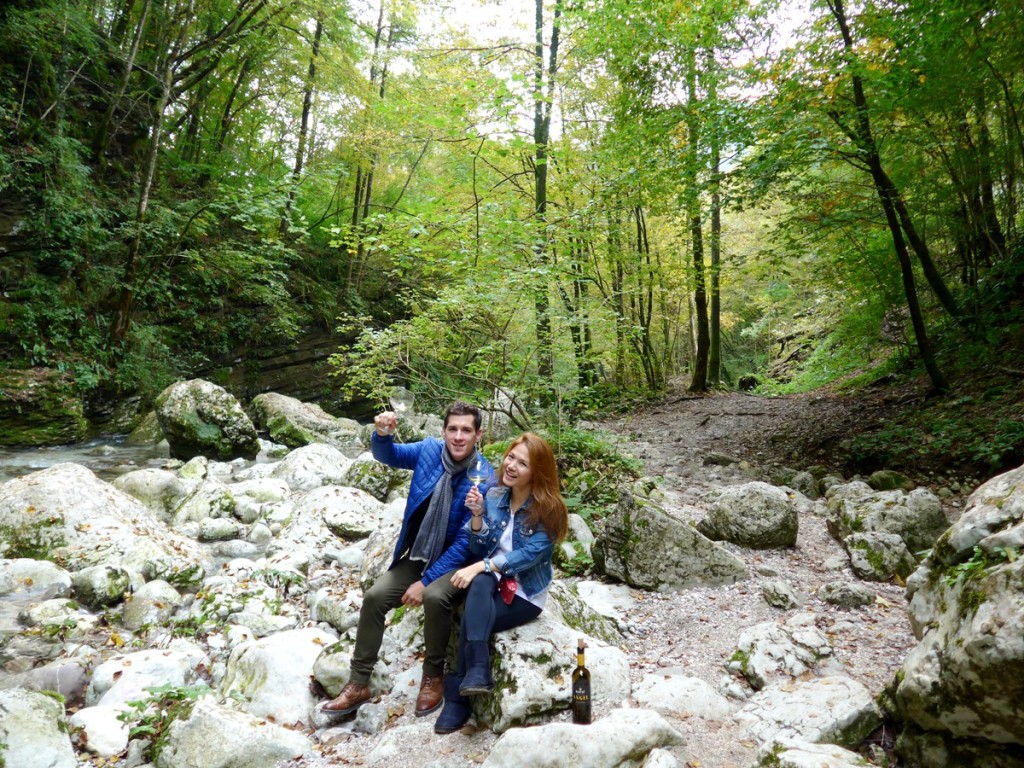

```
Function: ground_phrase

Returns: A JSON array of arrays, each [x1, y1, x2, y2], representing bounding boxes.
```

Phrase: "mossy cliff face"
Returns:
[[888, 461, 1024, 767], [0, 368, 88, 447]]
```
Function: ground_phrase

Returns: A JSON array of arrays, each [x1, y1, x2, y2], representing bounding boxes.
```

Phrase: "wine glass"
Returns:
[[468, 457, 488, 487], [383, 386, 415, 435]]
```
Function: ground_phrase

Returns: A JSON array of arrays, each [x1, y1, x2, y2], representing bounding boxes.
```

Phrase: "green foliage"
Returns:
[[944, 546, 1018, 588], [547, 427, 641, 525], [117, 684, 211, 763]]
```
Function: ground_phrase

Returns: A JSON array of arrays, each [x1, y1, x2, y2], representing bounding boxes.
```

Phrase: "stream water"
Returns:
[[0, 437, 172, 485]]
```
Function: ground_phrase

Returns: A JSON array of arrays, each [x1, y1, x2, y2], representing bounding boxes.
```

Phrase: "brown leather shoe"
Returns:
[[415, 674, 443, 716], [320, 682, 371, 715]]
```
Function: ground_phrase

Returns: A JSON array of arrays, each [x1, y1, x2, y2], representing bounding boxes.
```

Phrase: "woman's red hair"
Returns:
[[501, 432, 568, 543]]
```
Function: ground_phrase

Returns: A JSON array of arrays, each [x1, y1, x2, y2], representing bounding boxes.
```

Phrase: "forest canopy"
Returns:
[[1, 0, 1022, 431]]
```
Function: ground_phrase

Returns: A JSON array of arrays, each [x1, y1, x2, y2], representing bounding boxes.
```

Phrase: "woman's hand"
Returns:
[[451, 561, 486, 589], [374, 411, 397, 436]]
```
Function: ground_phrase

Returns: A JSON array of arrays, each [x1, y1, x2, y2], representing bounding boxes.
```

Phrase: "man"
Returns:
[[322, 401, 495, 717]]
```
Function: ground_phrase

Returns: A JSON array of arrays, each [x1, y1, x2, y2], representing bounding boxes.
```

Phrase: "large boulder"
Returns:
[[0, 688, 77, 768], [593, 491, 746, 590], [269, 443, 352, 492], [887, 461, 1024, 767], [480, 707, 684, 768], [249, 391, 362, 452], [736, 676, 881, 749], [0, 367, 88, 447], [155, 379, 260, 461], [474, 613, 632, 733], [825, 481, 948, 553], [112, 468, 196, 520], [728, 613, 834, 690], [697, 482, 799, 550], [155, 695, 310, 768], [220, 627, 337, 725], [0, 463, 205, 581], [843, 531, 917, 582]]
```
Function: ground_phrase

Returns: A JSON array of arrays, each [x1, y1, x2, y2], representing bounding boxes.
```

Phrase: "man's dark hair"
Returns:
[[444, 401, 482, 430]]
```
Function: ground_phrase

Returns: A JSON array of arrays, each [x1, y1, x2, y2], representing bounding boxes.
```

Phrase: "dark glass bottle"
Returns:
[[571, 637, 592, 724]]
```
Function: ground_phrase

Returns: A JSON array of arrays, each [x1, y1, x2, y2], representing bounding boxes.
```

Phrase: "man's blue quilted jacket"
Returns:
[[371, 432, 495, 585]]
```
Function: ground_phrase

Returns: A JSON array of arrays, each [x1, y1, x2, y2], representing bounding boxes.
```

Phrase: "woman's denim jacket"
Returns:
[[467, 486, 554, 598]]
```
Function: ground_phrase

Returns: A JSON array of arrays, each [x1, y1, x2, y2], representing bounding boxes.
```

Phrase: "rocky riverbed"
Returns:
[[2, 382, 1021, 768]]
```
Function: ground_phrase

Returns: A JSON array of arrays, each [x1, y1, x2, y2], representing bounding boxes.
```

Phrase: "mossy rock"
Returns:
[[0, 368, 88, 447]]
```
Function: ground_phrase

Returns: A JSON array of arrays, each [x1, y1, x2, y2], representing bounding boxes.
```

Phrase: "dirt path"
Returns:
[[589, 390, 927, 767]]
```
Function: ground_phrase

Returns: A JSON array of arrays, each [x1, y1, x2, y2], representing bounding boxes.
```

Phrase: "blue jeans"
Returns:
[[456, 574, 541, 675]]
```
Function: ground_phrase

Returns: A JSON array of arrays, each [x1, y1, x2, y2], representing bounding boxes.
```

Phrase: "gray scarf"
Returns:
[[410, 446, 476, 566]]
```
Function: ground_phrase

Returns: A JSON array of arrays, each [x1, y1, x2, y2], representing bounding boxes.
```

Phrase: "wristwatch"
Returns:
[[483, 558, 492, 573]]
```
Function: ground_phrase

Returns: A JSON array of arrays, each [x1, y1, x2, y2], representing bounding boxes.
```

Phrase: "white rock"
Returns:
[[69, 705, 129, 756], [0, 688, 76, 768], [155, 695, 309, 768], [220, 626, 337, 725], [633, 667, 735, 719], [758, 737, 872, 768], [735, 675, 881, 748], [87, 647, 210, 711], [270, 443, 353, 491], [481, 707, 684, 768], [0, 558, 72, 598]]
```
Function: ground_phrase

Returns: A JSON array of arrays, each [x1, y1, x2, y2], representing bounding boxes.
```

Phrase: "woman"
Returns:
[[434, 432, 569, 734]]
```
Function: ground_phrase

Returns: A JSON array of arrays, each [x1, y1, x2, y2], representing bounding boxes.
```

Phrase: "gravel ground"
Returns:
[[291, 390, 966, 768]]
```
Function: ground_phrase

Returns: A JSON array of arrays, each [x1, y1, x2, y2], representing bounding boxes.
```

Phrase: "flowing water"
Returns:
[[0, 437, 172, 485]]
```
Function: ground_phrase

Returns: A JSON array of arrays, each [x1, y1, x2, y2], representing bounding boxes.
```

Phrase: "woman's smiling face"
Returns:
[[501, 442, 533, 493]]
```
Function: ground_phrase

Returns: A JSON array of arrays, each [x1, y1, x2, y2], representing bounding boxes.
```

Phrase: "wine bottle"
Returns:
[[571, 637, 592, 724]]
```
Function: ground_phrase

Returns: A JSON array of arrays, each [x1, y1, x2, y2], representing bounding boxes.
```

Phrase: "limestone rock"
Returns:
[[471, 615, 631, 733], [757, 738, 875, 768], [593, 491, 746, 590], [342, 451, 409, 502], [0, 463, 205, 579], [889, 461, 1024, 766], [155, 695, 309, 768], [0, 688, 77, 768], [155, 379, 260, 461], [697, 482, 799, 549], [867, 469, 914, 491], [220, 627, 337, 725], [727, 613, 833, 690], [816, 582, 876, 609], [249, 392, 362, 452], [69, 705, 129, 757], [481, 707, 684, 768], [0, 557, 72, 598], [761, 579, 801, 609], [633, 668, 735, 719], [825, 481, 947, 553], [112, 468, 195, 519], [270, 443, 352, 491], [71, 564, 132, 609], [122, 578, 181, 630], [843, 531, 917, 581], [87, 646, 210, 711], [736, 676, 881, 749]]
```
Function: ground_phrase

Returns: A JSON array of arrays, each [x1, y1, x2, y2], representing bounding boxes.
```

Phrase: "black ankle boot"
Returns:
[[459, 641, 493, 696], [434, 675, 471, 734]]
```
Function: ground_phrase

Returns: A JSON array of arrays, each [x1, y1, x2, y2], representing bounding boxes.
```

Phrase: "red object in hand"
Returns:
[[499, 576, 518, 605]]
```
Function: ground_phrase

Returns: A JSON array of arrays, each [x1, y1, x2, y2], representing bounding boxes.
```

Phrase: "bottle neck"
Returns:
[[576, 651, 585, 666]]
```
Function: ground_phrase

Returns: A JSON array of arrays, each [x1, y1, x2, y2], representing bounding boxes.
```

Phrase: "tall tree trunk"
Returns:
[[685, 49, 709, 393], [110, 68, 171, 346], [828, 0, 949, 392], [531, 0, 562, 383], [281, 12, 323, 234], [93, 0, 151, 164], [708, 139, 722, 387]]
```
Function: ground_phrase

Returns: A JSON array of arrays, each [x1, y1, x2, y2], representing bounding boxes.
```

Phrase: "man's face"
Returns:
[[442, 414, 481, 462]]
